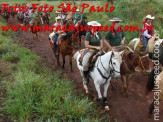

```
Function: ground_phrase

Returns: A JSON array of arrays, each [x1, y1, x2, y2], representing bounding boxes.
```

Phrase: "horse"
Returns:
[[146, 68, 163, 116], [78, 16, 88, 47], [41, 12, 50, 25], [128, 33, 163, 59], [10, 8, 16, 19], [3, 10, 10, 22], [74, 50, 123, 111], [30, 17, 42, 39], [103, 45, 151, 96], [49, 17, 78, 72], [17, 12, 24, 23]]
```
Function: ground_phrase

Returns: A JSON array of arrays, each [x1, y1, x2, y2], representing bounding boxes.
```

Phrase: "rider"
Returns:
[[140, 15, 155, 52], [81, 21, 103, 85], [55, 10, 61, 21], [23, 10, 30, 25], [61, 5, 67, 24], [74, 9, 82, 25], [29, 9, 39, 26], [52, 16, 63, 54], [105, 17, 125, 48]]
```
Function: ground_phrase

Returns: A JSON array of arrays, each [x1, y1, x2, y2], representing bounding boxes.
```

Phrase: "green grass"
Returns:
[[0, 15, 101, 121]]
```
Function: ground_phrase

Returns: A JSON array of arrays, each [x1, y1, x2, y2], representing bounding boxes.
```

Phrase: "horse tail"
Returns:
[[146, 68, 162, 92], [74, 51, 80, 61]]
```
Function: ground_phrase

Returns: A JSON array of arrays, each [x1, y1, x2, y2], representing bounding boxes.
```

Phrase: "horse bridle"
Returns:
[[139, 55, 147, 72], [95, 51, 120, 84]]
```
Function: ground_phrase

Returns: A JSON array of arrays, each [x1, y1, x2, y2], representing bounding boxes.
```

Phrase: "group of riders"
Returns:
[[0, 3, 50, 26], [50, 8, 157, 85], [0, 3, 159, 85]]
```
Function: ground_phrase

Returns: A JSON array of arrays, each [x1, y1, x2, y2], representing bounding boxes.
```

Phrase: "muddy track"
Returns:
[[7, 16, 163, 122]]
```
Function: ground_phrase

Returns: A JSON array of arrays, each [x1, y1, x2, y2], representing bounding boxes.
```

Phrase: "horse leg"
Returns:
[[62, 55, 65, 69], [126, 74, 132, 95], [57, 51, 60, 65], [80, 70, 89, 94], [103, 79, 111, 111], [149, 100, 154, 115], [36, 32, 38, 39], [69, 54, 73, 72], [121, 75, 127, 96], [94, 81, 102, 100]]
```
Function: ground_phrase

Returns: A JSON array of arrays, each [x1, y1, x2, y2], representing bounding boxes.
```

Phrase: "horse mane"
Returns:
[[146, 68, 162, 92]]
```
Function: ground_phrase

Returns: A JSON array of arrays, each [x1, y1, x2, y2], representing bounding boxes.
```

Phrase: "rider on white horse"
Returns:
[[79, 21, 103, 85]]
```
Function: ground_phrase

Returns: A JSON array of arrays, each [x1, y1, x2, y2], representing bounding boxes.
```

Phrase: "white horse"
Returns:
[[74, 50, 123, 111]]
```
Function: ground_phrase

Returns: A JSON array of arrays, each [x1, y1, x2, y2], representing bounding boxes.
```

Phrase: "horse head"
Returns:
[[109, 51, 124, 78]]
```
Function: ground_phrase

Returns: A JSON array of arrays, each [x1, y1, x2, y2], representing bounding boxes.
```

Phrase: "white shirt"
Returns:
[[53, 22, 63, 33], [142, 23, 152, 38]]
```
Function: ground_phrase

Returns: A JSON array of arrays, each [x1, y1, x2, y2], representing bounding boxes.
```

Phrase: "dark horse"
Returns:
[[147, 68, 163, 116], [146, 42, 163, 116], [41, 12, 50, 25], [3, 9, 10, 22], [17, 12, 24, 23]]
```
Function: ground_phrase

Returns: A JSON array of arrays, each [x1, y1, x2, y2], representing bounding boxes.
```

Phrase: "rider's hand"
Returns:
[[96, 47, 101, 50]]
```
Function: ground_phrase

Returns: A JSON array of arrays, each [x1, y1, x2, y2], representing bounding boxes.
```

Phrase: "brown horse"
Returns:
[[10, 8, 16, 19], [120, 46, 151, 96], [41, 12, 50, 25], [17, 12, 24, 23], [30, 17, 41, 39], [103, 45, 151, 96], [49, 18, 78, 72]]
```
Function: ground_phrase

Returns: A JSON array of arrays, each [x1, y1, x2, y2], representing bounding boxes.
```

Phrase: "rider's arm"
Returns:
[[144, 29, 152, 38], [85, 41, 101, 50], [85, 33, 101, 50]]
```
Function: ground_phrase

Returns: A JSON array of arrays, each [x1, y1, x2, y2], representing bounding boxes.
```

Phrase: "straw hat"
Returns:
[[145, 15, 155, 20], [56, 16, 62, 20], [109, 17, 122, 22], [87, 21, 101, 26]]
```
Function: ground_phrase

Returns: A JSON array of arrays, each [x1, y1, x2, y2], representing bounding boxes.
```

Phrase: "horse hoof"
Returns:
[[104, 106, 110, 111], [94, 97, 101, 102]]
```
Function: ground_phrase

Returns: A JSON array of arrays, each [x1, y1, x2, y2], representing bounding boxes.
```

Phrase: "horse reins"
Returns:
[[95, 51, 120, 84], [139, 55, 147, 73]]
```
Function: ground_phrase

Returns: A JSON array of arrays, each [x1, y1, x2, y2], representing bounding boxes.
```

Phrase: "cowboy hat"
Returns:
[[109, 17, 122, 22], [76, 9, 80, 12], [56, 11, 61, 14], [87, 21, 101, 26], [56, 16, 62, 20], [40, 4, 43, 6], [145, 15, 155, 20]]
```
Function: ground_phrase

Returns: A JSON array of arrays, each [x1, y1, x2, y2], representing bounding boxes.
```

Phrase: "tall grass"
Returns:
[[0, 16, 100, 121]]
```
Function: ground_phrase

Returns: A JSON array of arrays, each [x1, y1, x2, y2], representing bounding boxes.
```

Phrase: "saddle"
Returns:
[[79, 48, 104, 71]]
